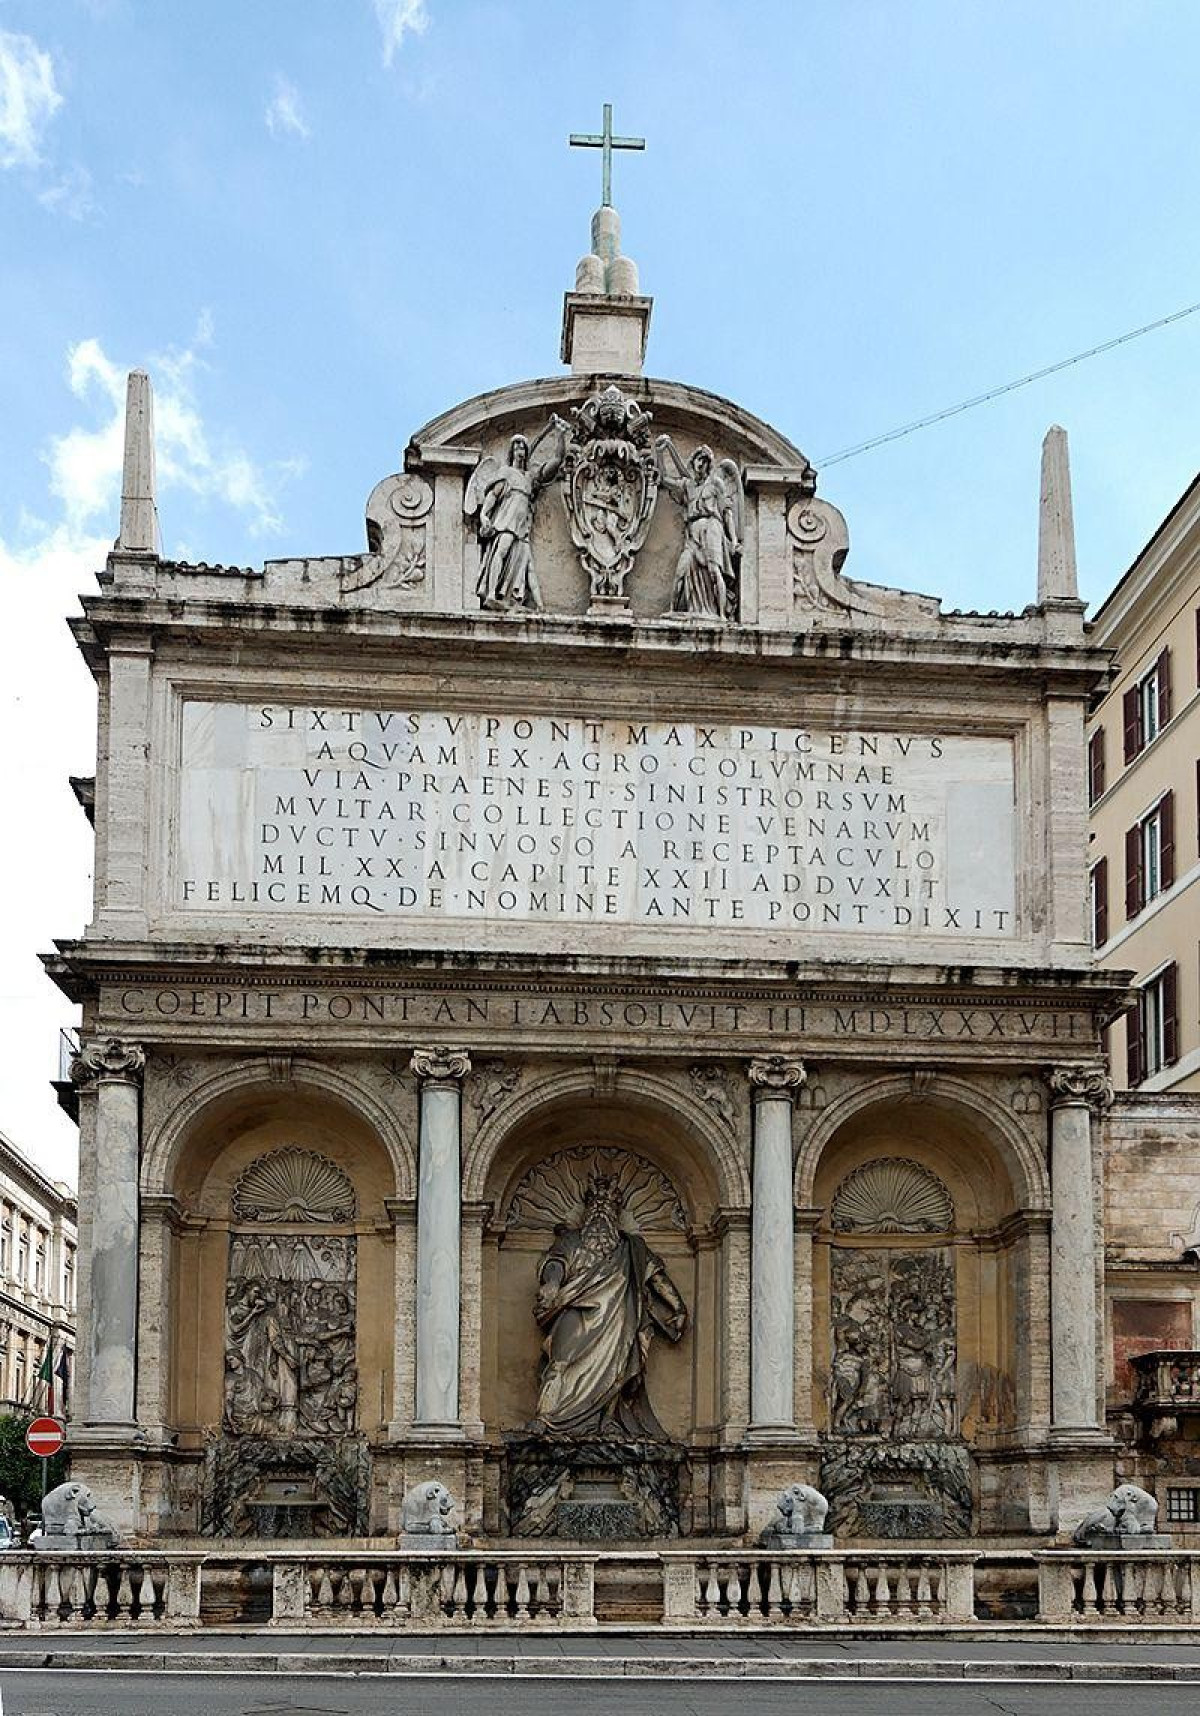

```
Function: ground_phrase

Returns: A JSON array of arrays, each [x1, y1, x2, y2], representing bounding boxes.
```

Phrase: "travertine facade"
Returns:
[[50, 200, 1199, 1548]]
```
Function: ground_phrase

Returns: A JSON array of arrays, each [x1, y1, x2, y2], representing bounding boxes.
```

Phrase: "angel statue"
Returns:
[[655, 437, 743, 621], [465, 420, 567, 612]]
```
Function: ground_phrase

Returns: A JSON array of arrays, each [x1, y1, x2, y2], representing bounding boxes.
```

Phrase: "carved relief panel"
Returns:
[[222, 1151, 359, 1441]]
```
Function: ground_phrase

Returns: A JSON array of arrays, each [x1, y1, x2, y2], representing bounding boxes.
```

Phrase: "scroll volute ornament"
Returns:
[[410, 1046, 472, 1084], [1044, 1064, 1113, 1110], [747, 1054, 807, 1097], [69, 1038, 146, 1086]]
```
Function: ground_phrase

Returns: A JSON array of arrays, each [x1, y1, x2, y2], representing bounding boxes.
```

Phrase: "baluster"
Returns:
[[438, 1562, 457, 1614], [149, 1563, 169, 1620], [766, 1561, 783, 1619], [452, 1565, 469, 1615], [727, 1565, 743, 1616], [480, 1561, 499, 1621], [514, 1563, 532, 1621], [58, 1564, 79, 1626], [42, 1564, 61, 1626], [546, 1562, 562, 1619], [916, 1565, 933, 1617], [315, 1568, 334, 1612], [703, 1563, 720, 1615], [896, 1566, 912, 1615], [80, 1562, 100, 1623], [394, 1565, 411, 1622], [116, 1565, 136, 1624], [334, 1567, 354, 1609], [380, 1567, 398, 1612], [874, 1564, 891, 1615]]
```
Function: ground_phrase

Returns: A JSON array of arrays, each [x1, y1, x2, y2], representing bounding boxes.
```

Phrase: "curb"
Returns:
[[1, 1652, 1200, 1681]]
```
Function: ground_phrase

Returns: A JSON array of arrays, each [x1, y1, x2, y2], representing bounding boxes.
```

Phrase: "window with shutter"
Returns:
[[1163, 962, 1179, 1067], [1090, 856, 1108, 947], [1159, 791, 1176, 890], [1123, 686, 1140, 763], [1127, 995, 1144, 1087], [1157, 647, 1173, 728], [1087, 729, 1106, 803], [1125, 823, 1143, 919]]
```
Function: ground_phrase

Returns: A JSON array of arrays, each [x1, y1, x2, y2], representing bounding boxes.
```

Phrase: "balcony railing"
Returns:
[[1131, 1350, 1200, 1415]]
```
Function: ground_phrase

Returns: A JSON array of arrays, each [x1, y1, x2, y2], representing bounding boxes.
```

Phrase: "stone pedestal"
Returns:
[[411, 1048, 471, 1437]]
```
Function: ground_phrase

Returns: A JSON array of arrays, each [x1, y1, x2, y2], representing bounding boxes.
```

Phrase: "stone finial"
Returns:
[[562, 203, 652, 377], [69, 1038, 146, 1087], [1044, 1063, 1113, 1111], [1037, 425, 1078, 604], [118, 370, 159, 554], [747, 1055, 807, 1098], [409, 1046, 472, 1084]]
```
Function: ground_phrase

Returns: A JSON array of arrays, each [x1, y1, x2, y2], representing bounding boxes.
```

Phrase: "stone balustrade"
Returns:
[[5, 1549, 1200, 1631], [0, 1554, 204, 1627], [1036, 1552, 1200, 1623]]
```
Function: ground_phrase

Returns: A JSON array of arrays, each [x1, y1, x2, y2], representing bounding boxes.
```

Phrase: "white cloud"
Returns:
[[37, 163, 97, 221], [265, 74, 310, 140], [374, 0, 429, 67], [43, 325, 300, 539], [0, 28, 62, 168]]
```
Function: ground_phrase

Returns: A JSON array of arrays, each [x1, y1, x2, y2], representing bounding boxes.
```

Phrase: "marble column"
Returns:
[[1046, 1064, 1110, 1432], [747, 1055, 806, 1437], [411, 1046, 471, 1434], [69, 1038, 145, 1426]]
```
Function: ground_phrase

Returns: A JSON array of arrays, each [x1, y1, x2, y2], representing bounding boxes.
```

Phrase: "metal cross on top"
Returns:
[[569, 103, 645, 209]]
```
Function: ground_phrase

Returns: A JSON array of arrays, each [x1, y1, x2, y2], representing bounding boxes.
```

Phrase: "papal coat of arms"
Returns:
[[560, 384, 660, 610]]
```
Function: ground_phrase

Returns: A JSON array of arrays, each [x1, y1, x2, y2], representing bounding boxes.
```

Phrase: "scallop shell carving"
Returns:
[[232, 1148, 356, 1224], [507, 1145, 687, 1234], [830, 1157, 953, 1234]]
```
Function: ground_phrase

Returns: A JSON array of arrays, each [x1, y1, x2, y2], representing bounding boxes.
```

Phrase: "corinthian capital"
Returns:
[[747, 1054, 807, 1099], [1045, 1063, 1113, 1111], [410, 1046, 472, 1085], [69, 1037, 146, 1087]]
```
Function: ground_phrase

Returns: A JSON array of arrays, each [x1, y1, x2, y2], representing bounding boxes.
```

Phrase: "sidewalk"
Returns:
[[3, 1634, 1200, 1680]]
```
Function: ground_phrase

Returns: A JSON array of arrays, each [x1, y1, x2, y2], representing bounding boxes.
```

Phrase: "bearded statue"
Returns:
[[529, 1172, 687, 1440]]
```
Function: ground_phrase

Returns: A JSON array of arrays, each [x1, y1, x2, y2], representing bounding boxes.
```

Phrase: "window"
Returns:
[[1124, 791, 1175, 919], [1089, 857, 1109, 947], [1088, 728, 1106, 804], [1127, 961, 1179, 1085], [1123, 648, 1172, 763], [1167, 1488, 1200, 1524], [33, 1244, 45, 1293]]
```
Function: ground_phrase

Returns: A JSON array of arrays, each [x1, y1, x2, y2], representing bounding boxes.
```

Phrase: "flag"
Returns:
[[37, 1345, 55, 1418]]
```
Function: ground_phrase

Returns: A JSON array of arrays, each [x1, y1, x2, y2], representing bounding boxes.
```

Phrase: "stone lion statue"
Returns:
[[401, 1480, 456, 1537], [1073, 1482, 1159, 1545], [32, 1481, 118, 1550], [761, 1481, 831, 1546]]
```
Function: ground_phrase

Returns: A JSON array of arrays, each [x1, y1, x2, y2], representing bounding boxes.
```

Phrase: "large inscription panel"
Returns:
[[175, 703, 1017, 936]]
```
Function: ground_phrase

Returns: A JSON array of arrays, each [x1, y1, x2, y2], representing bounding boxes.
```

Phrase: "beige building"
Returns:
[[0, 1128, 76, 1419], [1087, 472, 1200, 1092]]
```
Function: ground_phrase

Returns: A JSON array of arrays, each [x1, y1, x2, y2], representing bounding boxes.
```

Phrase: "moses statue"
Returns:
[[530, 1171, 687, 1439]]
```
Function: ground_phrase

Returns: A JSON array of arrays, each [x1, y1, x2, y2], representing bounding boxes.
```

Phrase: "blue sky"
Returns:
[[3, 0, 1200, 1179]]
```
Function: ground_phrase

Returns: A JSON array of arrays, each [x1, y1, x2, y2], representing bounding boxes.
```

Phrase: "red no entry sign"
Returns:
[[25, 1417, 64, 1458]]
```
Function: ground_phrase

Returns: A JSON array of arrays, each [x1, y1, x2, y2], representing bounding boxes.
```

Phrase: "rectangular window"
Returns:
[[1132, 961, 1179, 1084], [1124, 791, 1175, 919], [1167, 1488, 1200, 1524], [1123, 648, 1173, 763], [1090, 856, 1109, 947], [1088, 728, 1107, 804]]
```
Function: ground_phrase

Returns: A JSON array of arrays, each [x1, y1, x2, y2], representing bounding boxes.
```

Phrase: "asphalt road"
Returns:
[[0, 1675, 1197, 1715]]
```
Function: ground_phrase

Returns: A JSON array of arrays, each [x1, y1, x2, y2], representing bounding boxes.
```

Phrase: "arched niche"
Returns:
[[476, 1084, 729, 1451], [805, 1084, 1040, 1537], [165, 1077, 399, 1468]]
